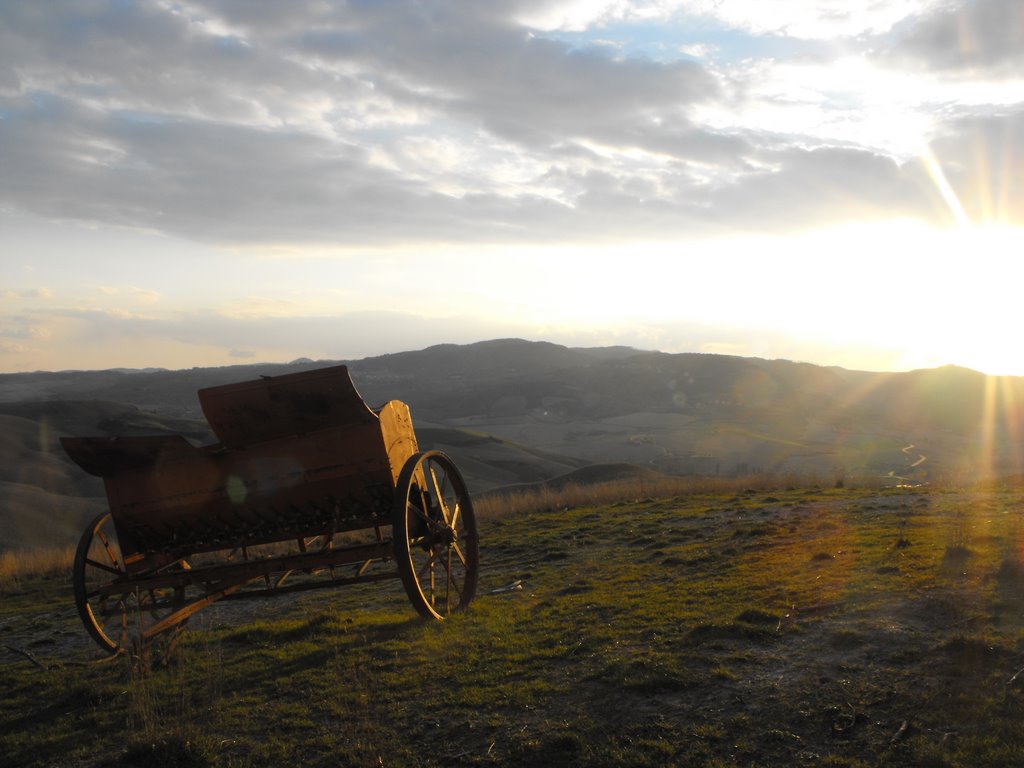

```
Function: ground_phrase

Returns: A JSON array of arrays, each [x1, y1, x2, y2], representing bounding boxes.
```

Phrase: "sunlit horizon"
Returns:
[[1, 2, 1021, 379]]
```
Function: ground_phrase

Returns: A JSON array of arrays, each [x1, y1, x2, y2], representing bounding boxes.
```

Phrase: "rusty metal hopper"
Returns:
[[61, 366, 418, 559], [198, 364, 378, 448], [61, 364, 477, 657]]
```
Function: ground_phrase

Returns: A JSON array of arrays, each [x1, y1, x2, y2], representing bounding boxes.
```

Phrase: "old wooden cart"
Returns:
[[61, 365, 479, 655]]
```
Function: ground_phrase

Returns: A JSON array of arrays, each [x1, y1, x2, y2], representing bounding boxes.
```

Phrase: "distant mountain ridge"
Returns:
[[2, 339, 1022, 551]]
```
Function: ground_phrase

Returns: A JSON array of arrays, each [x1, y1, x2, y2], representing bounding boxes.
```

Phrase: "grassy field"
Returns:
[[5, 483, 1024, 767]]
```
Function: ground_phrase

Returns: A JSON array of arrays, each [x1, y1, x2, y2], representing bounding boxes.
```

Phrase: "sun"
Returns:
[[857, 222, 1024, 377], [930, 225, 1024, 376]]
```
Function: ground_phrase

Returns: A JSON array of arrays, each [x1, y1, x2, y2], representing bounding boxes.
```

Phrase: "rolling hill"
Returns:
[[1, 339, 1022, 551]]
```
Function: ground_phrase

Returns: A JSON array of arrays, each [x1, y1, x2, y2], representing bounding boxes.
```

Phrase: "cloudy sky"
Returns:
[[2, 0, 1023, 375]]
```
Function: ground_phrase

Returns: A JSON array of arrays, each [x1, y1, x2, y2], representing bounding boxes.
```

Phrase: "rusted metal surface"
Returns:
[[64, 366, 416, 561], [61, 365, 479, 658], [197, 364, 378, 448]]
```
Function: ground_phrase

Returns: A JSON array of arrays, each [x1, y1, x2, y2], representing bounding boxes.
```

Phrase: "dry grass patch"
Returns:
[[0, 545, 74, 590], [474, 471, 881, 520]]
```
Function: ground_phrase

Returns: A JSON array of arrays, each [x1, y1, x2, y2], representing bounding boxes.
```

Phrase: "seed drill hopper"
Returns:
[[61, 365, 479, 655]]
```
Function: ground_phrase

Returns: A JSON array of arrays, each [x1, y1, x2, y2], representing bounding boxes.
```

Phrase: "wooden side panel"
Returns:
[[376, 400, 419, 485], [61, 435, 199, 478], [104, 421, 395, 559], [197, 364, 377, 449]]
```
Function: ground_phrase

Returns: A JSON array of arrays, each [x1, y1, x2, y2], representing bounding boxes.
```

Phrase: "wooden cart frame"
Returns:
[[61, 365, 479, 656]]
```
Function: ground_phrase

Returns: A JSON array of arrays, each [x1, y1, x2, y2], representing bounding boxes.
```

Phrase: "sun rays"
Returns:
[[978, 376, 1024, 481], [798, 361, 1024, 486], [921, 145, 971, 228]]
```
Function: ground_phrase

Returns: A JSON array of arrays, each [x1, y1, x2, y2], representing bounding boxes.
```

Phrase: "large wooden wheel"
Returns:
[[73, 512, 187, 655], [392, 451, 479, 619]]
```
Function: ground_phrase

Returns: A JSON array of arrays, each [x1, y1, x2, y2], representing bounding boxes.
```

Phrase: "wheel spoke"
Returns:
[[84, 557, 123, 576], [416, 486, 432, 520], [429, 465, 452, 525], [411, 507, 436, 532], [418, 550, 439, 579], [430, 548, 462, 610], [87, 585, 130, 601], [450, 541, 468, 568], [94, 528, 120, 569], [446, 549, 452, 613], [438, 550, 464, 601], [411, 495, 442, 537], [411, 501, 432, 525]]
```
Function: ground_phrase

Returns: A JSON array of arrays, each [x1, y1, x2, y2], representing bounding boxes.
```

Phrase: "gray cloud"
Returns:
[[0, 0, 1020, 250], [303, 11, 720, 146], [703, 146, 947, 231], [0, 318, 39, 340], [880, 0, 1024, 73]]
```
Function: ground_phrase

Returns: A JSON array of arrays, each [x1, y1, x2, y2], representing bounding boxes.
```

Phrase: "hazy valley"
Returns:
[[1, 338, 1022, 552], [6, 340, 1024, 767]]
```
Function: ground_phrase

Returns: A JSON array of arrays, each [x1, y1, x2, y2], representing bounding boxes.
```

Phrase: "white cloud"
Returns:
[[514, 1, 936, 37], [0, 0, 1023, 375], [128, 287, 161, 304], [696, 0, 936, 38], [4, 0, 1017, 250]]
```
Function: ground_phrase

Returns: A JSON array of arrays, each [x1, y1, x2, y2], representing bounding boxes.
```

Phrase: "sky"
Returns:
[[2, 0, 1023, 376]]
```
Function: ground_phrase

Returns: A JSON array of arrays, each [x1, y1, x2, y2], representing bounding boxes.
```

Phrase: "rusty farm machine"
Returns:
[[61, 365, 479, 656]]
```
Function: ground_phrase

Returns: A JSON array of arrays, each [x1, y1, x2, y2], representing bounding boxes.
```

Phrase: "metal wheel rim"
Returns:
[[73, 512, 188, 655], [393, 451, 479, 619]]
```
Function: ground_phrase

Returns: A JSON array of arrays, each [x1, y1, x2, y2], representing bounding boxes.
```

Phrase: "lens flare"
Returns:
[[921, 145, 970, 228]]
